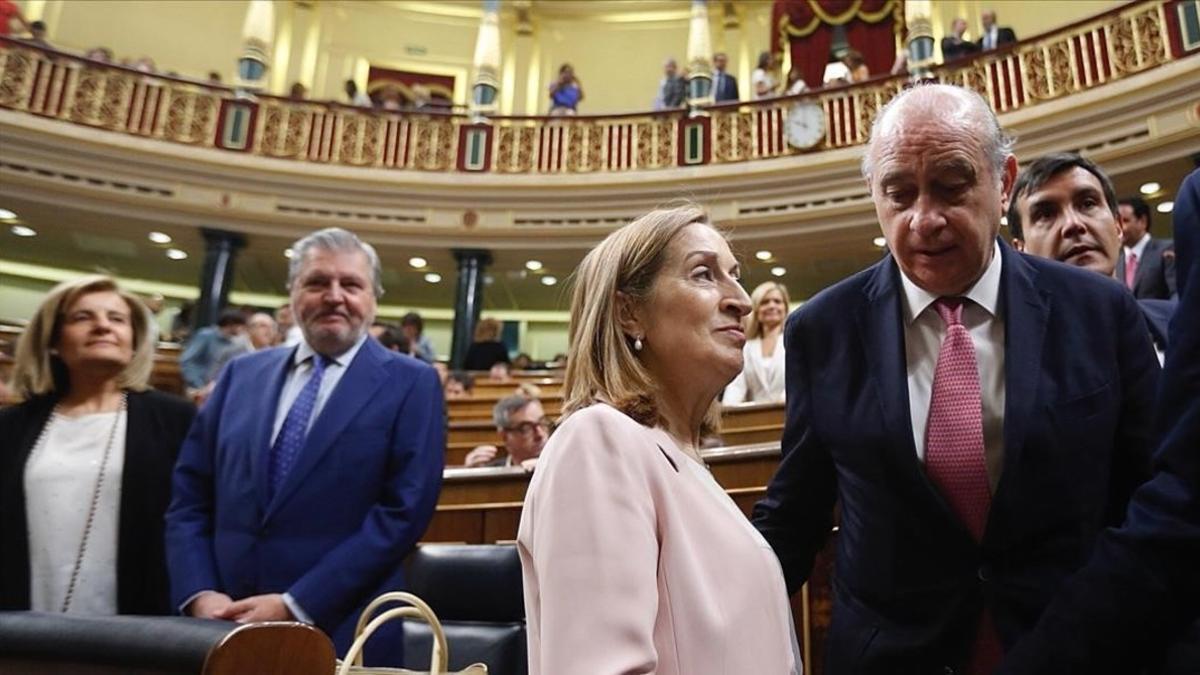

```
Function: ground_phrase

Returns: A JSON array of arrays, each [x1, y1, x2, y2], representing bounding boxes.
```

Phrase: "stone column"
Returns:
[[237, 0, 274, 93], [905, 0, 936, 80], [450, 249, 492, 369], [471, 0, 502, 116], [686, 0, 715, 107], [194, 228, 246, 330]]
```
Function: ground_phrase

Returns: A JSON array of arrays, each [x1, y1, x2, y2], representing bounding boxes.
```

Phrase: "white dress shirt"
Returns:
[[25, 411, 126, 614], [982, 26, 999, 50], [899, 241, 1007, 491]]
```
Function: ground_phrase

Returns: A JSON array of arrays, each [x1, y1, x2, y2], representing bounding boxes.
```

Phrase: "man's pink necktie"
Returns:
[[924, 298, 1002, 674], [1125, 252, 1139, 289]]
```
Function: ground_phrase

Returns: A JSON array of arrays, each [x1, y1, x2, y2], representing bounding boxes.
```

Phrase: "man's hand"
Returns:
[[187, 591, 234, 619], [464, 444, 499, 467], [217, 594, 294, 623]]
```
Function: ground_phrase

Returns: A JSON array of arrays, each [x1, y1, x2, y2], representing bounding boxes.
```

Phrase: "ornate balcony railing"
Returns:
[[1, 0, 1194, 175]]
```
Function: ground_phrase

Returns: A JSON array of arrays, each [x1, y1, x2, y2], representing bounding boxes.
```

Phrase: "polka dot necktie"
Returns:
[[268, 354, 330, 499], [924, 298, 1002, 673]]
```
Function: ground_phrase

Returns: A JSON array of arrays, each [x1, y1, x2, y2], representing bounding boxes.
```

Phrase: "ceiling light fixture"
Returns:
[[1139, 182, 1161, 195], [0, 208, 18, 220], [770, 267, 786, 277], [148, 231, 172, 244], [10, 225, 37, 237], [1156, 201, 1174, 213], [165, 248, 188, 260], [525, 260, 544, 271], [755, 250, 772, 261], [872, 236, 887, 248], [424, 273, 442, 283], [540, 275, 558, 286], [408, 256, 427, 268], [284, 248, 294, 259]]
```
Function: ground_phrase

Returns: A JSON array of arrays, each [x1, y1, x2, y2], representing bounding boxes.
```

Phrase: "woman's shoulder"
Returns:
[[556, 402, 649, 437]]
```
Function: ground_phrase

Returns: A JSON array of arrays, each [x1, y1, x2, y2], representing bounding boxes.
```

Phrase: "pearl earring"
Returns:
[[633, 336, 643, 352]]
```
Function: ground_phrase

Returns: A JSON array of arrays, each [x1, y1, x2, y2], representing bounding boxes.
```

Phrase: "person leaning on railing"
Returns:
[[0, 275, 196, 616]]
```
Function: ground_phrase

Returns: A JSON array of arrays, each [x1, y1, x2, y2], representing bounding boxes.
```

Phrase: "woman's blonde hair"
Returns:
[[563, 203, 725, 436], [474, 317, 502, 342], [744, 281, 791, 340], [9, 275, 155, 401]]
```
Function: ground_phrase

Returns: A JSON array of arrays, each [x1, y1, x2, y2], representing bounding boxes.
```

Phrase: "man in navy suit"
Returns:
[[712, 52, 739, 103], [1006, 152, 1175, 361], [999, 168, 1200, 673], [166, 228, 444, 664], [1116, 196, 1177, 300], [753, 84, 1158, 675]]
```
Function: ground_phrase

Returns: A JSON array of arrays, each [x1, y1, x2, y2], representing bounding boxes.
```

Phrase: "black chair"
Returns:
[[401, 544, 527, 675]]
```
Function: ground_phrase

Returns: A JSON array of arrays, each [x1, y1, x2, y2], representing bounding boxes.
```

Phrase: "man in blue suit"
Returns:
[[999, 168, 1200, 673], [712, 52, 739, 103], [753, 84, 1158, 675], [166, 227, 444, 664]]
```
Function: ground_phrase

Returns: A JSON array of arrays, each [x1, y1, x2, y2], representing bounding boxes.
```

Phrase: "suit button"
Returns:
[[977, 564, 992, 582]]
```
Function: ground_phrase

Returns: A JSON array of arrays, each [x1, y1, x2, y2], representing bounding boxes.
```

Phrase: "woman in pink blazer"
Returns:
[[518, 204, 803, 674]]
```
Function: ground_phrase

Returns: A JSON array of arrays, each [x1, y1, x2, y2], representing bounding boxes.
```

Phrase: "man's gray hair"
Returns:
[[287, 227, 384, 297], [493, 394, 536, 429], [861, 83, 1015, 181]]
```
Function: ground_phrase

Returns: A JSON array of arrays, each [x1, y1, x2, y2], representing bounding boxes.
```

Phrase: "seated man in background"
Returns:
[[444, 370, 474, 399], [374, 324, 412, 356], [178, 309, 246, 393], [1007, 152, 1175, 361], [210, 311, 278, 378], [463, 394, 549, 470]]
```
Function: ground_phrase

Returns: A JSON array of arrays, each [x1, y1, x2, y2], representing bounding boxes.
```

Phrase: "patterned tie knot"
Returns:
[[311, 353, 332, 373], [934, 297, 966, 327]]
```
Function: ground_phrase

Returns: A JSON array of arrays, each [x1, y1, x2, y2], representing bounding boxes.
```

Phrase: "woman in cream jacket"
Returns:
[[723, 281, 789, 404]]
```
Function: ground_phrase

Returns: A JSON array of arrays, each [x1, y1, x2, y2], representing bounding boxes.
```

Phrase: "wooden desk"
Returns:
[[447, 396, 563, 421]]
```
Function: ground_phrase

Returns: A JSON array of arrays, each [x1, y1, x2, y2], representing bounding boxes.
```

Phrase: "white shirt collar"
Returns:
[[899, 240, 1004, 325], [1126, 232, 1151, 259], [293, 332, 369, 369]]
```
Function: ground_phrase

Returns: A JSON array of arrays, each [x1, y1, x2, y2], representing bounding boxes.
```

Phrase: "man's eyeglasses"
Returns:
[[504, 418, 553, 436]]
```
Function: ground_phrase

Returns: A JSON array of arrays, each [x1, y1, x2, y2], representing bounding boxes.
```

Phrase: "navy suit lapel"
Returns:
[[265, 339, 389, 519], [993, 244, 1050, 513], [253, 347, 298, 515], [856, 258, 953, 512]]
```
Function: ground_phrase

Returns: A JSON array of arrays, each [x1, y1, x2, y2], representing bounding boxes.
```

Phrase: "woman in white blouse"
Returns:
[[723, 281, 790, 404], [0, 276, 194, 615], [518, 204, 802, 675], [752, 50, 780, 99]]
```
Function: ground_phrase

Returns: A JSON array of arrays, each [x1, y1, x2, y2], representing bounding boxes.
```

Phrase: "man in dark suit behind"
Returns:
[[712, 52, 739, 103], [942, 17, 980, 62], [1116, 196, 1178, 300], [166, 227, 445, 665], [978, 9, 1016, 51], [752, 84, 1158, 675], [999, 168, 1200, 673]]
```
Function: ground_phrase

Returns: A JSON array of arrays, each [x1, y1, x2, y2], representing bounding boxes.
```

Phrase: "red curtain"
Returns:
[[772, 0, 902, 88]]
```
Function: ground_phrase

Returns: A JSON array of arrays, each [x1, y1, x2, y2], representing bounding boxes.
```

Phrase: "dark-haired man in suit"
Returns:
[[1117, 196, 1177, 300], [753, 84, 1157, 675], [712, 52, 739, 102]]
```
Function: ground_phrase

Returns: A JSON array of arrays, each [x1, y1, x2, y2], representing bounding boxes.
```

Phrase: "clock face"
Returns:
[[786, 102, 826, 150]]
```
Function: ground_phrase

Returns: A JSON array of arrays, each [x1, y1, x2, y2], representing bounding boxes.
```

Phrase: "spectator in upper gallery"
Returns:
[[0, 275, 195, 616], [548, 63, 583, 116], [0, 0, 31, 37], [942, 17, 981, 62], [83, 46, 113, 63], [1007, 152, 1175, 363], [379, 88, 402, 111], [178, 309, 246, 392], [978, 9, 1017, 51], [132, 56, 156, 74], [26, 20, 47, 47], [842, 49, 870, 83], [784, 68, 808, 96], [1117, 196, 1177, 300], [463, 394, 549, 470], [712, 51, 739, 102], [288, 81, 308, 100], [751, 51, 779, 99], [275, 303, 302, 346], [444, 370, 474, 399], [207, 71, 222, 84], [400, 312, 437, 363], [344, 79, 372, 107], [463, 317, 510, 371], [723, 281, 789, 404], [653, 57, 687, 110]]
